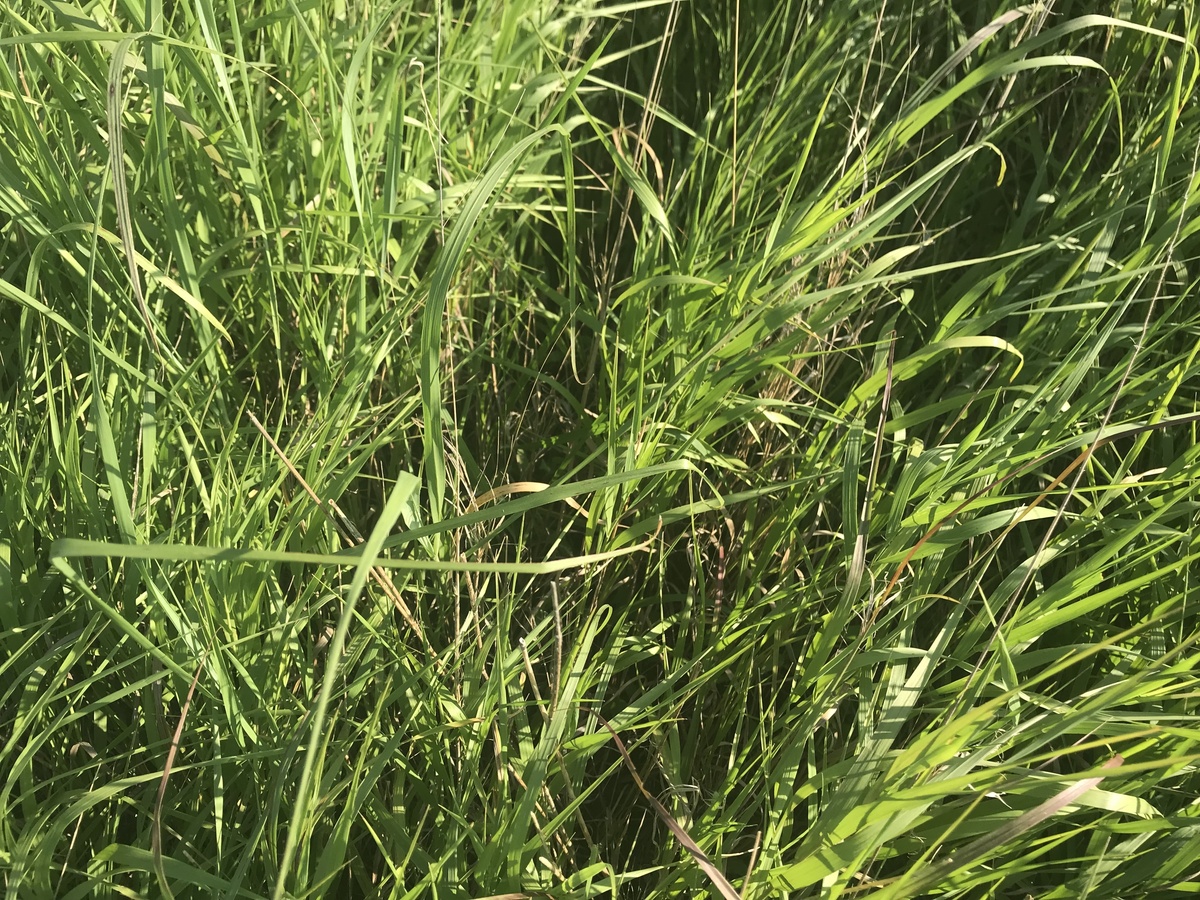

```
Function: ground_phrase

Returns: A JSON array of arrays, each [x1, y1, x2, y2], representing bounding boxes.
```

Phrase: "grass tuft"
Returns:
[[4, 0, 1200, 897]]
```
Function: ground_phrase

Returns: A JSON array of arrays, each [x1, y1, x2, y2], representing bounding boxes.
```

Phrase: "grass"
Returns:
[[3, 0, 1200, 896]]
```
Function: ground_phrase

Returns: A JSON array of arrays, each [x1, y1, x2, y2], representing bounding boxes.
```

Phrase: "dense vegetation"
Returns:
[[3, 0, 1200, 896]]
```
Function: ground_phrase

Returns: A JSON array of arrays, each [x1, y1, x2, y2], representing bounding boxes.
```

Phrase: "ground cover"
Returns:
[[3, 0, 1200, 896]]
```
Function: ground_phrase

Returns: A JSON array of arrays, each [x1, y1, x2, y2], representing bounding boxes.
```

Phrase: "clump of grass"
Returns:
[[3, 0, 1200, 897]]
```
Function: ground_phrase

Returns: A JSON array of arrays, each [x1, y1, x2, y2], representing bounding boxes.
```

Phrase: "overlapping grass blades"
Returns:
[[4, 0, 1200, 897]]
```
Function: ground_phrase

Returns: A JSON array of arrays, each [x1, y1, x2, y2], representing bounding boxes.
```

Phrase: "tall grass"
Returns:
[[3, 0, 1200, 897]]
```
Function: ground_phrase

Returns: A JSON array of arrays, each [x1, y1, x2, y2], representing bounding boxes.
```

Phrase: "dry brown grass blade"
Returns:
[[467, 481, 589, 518], [247, 412, 434, 658], [588, 709, 743, 900], [152, 653, 207, 900]]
